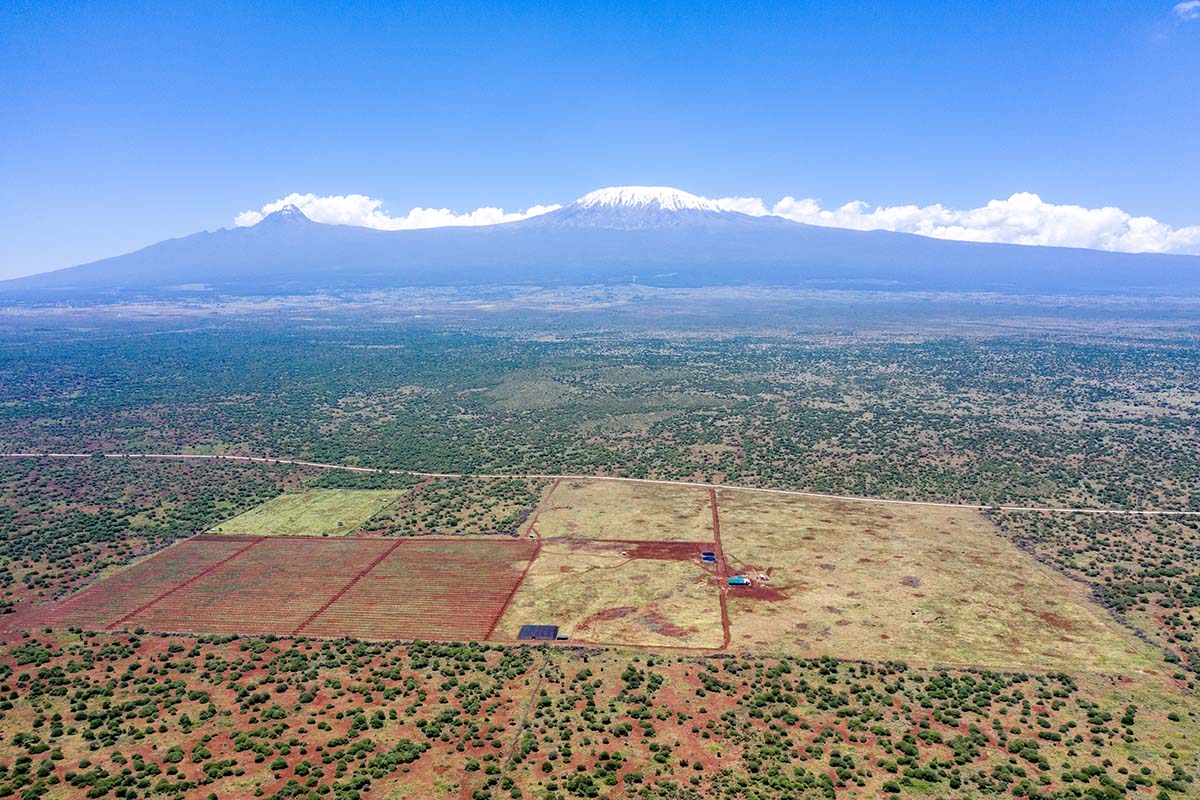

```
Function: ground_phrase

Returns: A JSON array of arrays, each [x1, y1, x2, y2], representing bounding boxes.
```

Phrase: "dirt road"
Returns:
[[3, 451, 1198, 516]]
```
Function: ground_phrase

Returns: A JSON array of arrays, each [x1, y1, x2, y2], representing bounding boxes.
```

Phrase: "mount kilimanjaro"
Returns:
[[4, 186, 1199, 300]]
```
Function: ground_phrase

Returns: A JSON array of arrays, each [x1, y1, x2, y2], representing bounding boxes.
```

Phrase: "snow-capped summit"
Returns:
[[523, 185, 757, 230], [257, 204, 313, 225], [573, 186, 724, 213], [8, 180, 1200, 299]]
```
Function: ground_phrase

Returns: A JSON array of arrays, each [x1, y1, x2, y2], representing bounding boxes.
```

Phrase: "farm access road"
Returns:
[[4, 451, 1199, 517]]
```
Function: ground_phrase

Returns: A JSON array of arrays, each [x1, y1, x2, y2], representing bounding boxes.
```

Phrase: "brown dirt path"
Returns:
[[709, 487, 732, 650], [5, 453, 1196, 516]]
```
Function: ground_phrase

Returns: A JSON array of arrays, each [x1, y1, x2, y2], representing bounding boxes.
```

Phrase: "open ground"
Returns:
[[15, 535, 537, 641], [14, 475, 1158, 676]]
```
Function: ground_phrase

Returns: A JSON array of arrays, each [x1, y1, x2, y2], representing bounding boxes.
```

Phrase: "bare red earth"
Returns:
[[596, 539, 714, 560], [709, 488, 732, 650], [25, 535, 537, 641]]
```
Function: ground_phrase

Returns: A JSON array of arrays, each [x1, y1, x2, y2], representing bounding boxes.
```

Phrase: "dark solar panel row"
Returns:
[[518, 624, 560, 640]]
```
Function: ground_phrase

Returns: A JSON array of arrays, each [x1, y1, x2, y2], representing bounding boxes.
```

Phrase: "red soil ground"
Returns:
[[585, 539, 714, 560], [709, 488, 733, 649], [23, 534, 537, 641]]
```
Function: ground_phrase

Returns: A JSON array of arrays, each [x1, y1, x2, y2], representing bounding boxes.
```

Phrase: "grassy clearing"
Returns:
[[208, 489, 401, 536], [495, 540, 723, 649], [716, 488, 1157, 673], [533, 480, 714, 542]]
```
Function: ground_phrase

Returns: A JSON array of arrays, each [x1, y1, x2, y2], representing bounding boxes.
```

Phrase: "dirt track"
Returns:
[[3, 451, 1199, 516]]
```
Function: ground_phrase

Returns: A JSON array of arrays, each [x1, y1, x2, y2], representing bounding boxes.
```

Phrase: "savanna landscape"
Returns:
[[5, 1, 1200, 797], [0, 303, 1197, 799]]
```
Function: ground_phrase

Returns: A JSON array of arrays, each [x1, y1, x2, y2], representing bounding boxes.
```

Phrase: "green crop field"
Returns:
[[207, 488, 402, 536]]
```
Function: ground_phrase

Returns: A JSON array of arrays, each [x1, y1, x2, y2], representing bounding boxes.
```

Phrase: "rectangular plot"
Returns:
[[34, 537, 253, 630], [208, 489, 401, 536], [122, 537, 395, 635], [715, 489, 1154, 673], [533, 480, 715, 542], [301, 539, 537, 641], [494, 540, 725, 649]]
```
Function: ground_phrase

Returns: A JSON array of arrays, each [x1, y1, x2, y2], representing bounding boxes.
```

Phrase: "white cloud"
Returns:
[[710, 196, 771, 216], [235, 189, 1200, 256], [234, 192, 560, 230], [767, 192, 1200, 255], [1173, 0, 1200, 19]]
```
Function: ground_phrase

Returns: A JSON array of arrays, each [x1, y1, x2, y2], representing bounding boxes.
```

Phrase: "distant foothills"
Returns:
[[4, 187, 1200, 301]]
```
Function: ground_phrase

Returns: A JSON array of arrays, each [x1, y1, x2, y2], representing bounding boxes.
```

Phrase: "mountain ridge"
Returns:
[[4, 186, 1200, 300]]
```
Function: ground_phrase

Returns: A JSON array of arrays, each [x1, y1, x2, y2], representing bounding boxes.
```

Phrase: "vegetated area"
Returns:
[[0, 457, 315, 613], [208, 489, 403, 536], [989, 511, 1200, 673], [1, 315, 1198, 511], [0, 304, 1198, 797], [0, 633, 1194, 800], [361, 477, 546, 536]]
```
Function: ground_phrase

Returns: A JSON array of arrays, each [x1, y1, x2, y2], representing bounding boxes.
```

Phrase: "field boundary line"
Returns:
[[709, 488, 732, 651], [483, 540, 540, 642], [292, 539, 404, 636], [4, 452, 1200, 517], [521, 476, 560, 543], [105, 537, 265, 630]]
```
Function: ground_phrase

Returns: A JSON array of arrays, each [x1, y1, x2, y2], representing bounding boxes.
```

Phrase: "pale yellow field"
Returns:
[[495, 540, 723, 649], [209, 489, 401, 536], [533, 480, 714, 542], [715, 488, 1156, 673]]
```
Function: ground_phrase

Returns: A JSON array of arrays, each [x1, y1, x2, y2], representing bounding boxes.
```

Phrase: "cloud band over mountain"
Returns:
[[233, 194, 562, 231], [236, 190, 1200, 256]]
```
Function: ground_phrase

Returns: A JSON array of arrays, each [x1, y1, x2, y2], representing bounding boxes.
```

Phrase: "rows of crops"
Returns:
[[21, 535, 538, 641], [300, 538, 538, 640], [29, 536, 253, 630], [123, 537, 396, 635]]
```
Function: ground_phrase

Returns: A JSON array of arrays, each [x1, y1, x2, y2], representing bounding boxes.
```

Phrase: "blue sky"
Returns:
[[1, 0, 1198, 278]]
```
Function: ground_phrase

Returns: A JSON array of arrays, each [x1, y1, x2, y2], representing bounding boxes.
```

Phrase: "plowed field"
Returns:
[[29, 535, 537, 641]]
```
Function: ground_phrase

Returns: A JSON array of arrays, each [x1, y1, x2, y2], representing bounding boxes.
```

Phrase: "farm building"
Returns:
[[518, 624, 560, 641]]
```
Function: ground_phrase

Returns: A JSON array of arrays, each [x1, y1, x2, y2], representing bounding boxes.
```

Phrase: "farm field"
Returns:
[[301, 538, 537, 640], [715, 488, 1155, 673], [494, 539, 725, 649], [0, 456, 313, 613], [207, 488, 401, 535], [10, 535, 255, 632], [125, 537, 396, 635], [22, 535, 537, 641], [532, 479, 714, 541], [19, 476, 1160, 675]]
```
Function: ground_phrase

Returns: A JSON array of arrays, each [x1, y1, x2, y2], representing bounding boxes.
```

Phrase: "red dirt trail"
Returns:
[[709, 488, 732, 650]]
